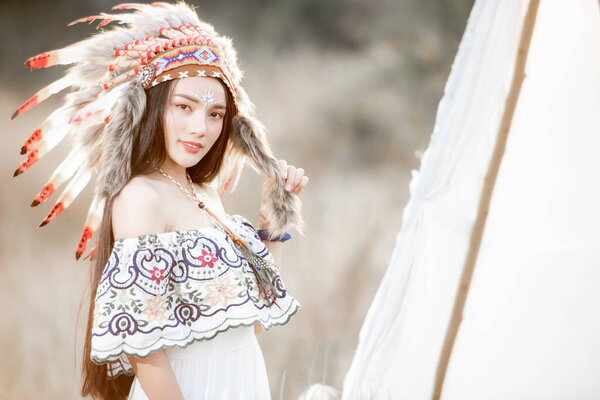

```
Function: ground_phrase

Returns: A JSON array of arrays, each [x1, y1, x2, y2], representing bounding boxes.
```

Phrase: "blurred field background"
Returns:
[[0, 0, 473, 398]]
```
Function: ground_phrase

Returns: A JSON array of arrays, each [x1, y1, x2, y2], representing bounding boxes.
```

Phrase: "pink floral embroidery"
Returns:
[[142, 295, 167, 323], [205, 275, 237, 307], [198, 249, 218, 268], [151, 266, 165, 284]]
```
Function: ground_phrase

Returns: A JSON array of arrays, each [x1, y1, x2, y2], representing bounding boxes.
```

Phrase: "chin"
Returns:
[[172, 152, 206, 168]]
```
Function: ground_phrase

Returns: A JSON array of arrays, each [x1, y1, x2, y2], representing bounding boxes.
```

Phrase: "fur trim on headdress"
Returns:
[[231, 115, 304, 236], [97, 81, 146, 198]]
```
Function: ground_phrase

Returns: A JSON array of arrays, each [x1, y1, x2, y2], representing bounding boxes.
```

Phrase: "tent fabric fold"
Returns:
[[341, 0, 600, 398]]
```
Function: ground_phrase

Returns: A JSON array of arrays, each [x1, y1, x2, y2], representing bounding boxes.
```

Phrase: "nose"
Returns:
[[189, 111, 207, 136]]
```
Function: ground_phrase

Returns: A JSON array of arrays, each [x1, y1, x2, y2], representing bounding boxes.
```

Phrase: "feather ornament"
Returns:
[[13, 1, 303, 260], [30, 145, 92, 207], [76, 195, 106, 260], [39, 169, 93, 227], [10, 76, 71, 120]]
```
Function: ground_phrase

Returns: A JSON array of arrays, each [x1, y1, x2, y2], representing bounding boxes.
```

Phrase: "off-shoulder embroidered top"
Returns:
[[90, 214, 300, 378]]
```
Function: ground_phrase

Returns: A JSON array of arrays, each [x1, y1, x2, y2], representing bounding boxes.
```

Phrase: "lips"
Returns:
[[179, 139, 204, 153]]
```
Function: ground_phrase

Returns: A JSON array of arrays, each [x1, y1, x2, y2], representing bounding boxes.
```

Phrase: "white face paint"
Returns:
[[187, 87, 225, 110]]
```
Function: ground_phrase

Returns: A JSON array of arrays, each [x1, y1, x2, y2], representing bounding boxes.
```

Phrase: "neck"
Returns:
[[158, 158, 188, 184]]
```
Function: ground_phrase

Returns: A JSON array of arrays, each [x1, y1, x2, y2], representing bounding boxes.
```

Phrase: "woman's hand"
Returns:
[[259, 159, 309, 230], [264, 159, 309, 194]]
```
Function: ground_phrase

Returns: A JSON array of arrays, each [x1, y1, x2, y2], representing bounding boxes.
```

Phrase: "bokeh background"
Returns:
[[0, 0, 473, 398]]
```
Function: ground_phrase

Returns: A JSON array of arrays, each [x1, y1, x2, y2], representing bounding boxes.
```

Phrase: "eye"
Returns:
[[177, 104, 191, 111], [210, 111, 224, 119]]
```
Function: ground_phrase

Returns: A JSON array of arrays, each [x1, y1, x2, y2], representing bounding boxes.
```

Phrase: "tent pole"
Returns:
[[431, 0, 541, 398]]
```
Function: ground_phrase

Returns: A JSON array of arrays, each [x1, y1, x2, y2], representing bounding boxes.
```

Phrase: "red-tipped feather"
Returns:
[[13, 150, 39, 177], [21, 129, 43, 155], [11, 94, 39, 120], [39, 169, 92, 227], [32, 149, 88, 207], [68, 15, 104, 26], [25, 53, 50, 69], [12, 76, 70, 120], [83, 245, 98, 261], [39, 202, 65, 227], [112, 3, 146, 10], [67, 15, 114, 28], [99, 18, 114, 27], [75, 225, 94, 260], [77, 196, 105, 261], [271, 297, 282, 311], [24, 46, 83, 70], [31, 183, 55, 207]]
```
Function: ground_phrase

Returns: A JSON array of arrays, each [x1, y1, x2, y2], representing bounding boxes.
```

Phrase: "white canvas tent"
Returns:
[[338, 0, 600, 398]]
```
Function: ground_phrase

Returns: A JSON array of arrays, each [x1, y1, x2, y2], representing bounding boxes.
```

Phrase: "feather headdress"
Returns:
[[12, 1, 303, 260]]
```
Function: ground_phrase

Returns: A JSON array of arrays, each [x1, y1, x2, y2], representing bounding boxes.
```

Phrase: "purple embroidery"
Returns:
[[173, 303, 201, 324], [90, 214, 298, 378], [109, 312, 138, 335]]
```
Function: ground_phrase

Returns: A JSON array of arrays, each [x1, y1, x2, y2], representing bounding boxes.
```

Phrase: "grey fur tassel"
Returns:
[[231, 114, 305, 236], [97, 81, 146, 198]]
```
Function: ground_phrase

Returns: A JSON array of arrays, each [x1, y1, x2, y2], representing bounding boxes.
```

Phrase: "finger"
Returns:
[[278, 159, 288, 179], [294, 176, 309, 194], [285, 165, 296, 191], [293, 168, 305, 187], [294, 168, 308, 191]]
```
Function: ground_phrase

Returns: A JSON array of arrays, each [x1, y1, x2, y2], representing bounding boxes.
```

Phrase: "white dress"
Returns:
[[127, 326, 271, 400], [88, 214, 299, 399]]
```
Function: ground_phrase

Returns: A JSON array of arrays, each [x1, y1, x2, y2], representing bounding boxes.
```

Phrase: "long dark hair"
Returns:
[[80, 78, 236, 399]]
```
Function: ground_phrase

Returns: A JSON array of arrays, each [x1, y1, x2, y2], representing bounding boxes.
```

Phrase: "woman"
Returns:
[[13, 3, 305, 399], [103, 77, 305, 400]]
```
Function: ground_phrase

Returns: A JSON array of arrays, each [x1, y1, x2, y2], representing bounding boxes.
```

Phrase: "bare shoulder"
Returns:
[[112, 175, 166, 239]]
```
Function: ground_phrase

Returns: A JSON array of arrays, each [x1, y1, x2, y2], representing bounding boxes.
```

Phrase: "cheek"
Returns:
[[163, 112, 180, 145], [208, 120, 224, 143]]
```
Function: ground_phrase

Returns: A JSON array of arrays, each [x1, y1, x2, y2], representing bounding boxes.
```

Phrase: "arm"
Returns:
[[263, 240, 283, 267], [257, 159, 308, 269], [253, 161, 308, 336], [112, 178, 185, 399], [128, 351, 185, 400], [258, 160, 308, 267]]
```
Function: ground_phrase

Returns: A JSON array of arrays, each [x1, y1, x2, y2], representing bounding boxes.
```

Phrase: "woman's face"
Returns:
[[162, 77, 227, 168]]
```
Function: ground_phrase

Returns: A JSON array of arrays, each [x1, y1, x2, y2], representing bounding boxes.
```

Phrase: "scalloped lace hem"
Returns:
[[92, 299, 300, 379]]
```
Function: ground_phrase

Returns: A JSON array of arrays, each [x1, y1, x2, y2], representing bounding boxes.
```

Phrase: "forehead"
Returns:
[[171, 77, 226, 99]]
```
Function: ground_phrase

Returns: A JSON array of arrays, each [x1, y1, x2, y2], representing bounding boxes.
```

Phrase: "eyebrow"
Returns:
[[173, 93, 226, 110]]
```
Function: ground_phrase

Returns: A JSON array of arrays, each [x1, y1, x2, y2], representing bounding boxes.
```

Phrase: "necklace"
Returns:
[[155, 166, 207, 206], [153, 166, 282, 309], [154, 167, 240, 244]]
